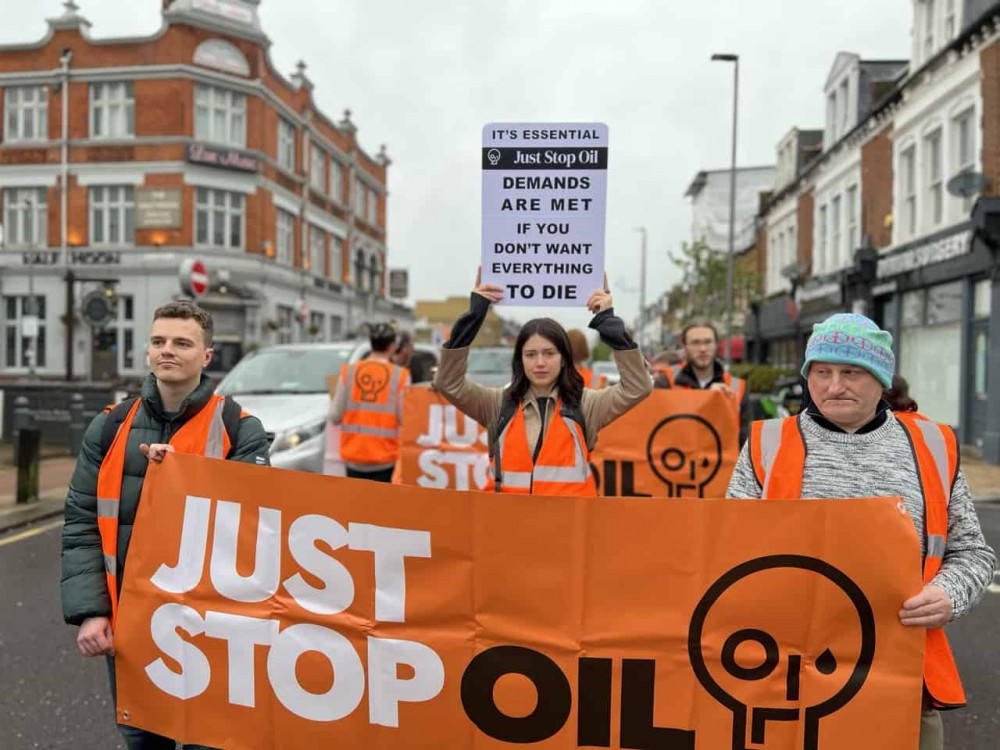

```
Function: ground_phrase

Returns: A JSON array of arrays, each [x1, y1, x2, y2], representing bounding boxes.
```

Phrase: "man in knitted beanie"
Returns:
[[727, 313, 995, 750]]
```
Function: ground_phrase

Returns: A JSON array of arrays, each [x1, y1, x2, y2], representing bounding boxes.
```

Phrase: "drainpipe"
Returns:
[[59, 49, 73, 381]]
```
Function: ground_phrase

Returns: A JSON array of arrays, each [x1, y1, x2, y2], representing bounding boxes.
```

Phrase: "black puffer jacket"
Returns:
[[60, 373, 271, 626]]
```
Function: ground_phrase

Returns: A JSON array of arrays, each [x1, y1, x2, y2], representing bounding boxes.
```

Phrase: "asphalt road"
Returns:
[[0, 506, 997, 749]]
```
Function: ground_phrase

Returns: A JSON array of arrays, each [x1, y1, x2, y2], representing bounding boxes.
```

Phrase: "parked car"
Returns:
[[591, 360, 620, 387], [466, 347, 513, 387], [216, 341, 438, 473]]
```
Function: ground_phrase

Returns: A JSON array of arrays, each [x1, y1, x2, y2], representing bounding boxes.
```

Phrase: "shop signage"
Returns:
[[877, 230, 971, 279], [389, 269, 408, 299], [186, 143, 259, 173], [136, 188, 183, 229], [22, 250, 122, 265]]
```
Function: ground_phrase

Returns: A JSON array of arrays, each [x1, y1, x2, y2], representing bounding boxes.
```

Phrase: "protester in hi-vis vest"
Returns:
[[653, 319, 750, 444], [726, 313, 996, 750], [433, 268, 651, 496], [330, 322, 411, 482], [568, 328, 606, 389], [60, 300, 270, 750]]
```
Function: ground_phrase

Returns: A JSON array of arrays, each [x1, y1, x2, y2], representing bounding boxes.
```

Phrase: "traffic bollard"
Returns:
[[69, 393, 86, 456], [16, 426, 40, 505], [12, 395, 32, 467]]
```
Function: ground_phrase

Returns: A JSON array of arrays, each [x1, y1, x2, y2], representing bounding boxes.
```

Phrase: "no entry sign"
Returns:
[[481, 123, 608, 307], [180, 258, 210, 297]]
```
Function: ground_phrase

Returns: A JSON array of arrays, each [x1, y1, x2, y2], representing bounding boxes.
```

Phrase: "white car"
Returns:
[[216, 341, 438, 473]]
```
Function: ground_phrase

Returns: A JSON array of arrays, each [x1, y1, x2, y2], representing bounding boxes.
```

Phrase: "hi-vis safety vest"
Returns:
[[487, 397, 597, 496], [576, 367, 608, 390], [749, 412, 967, 710], [96, 394, 235, 625], [339, 360, 408, 465], [662, 365, 746, 424]]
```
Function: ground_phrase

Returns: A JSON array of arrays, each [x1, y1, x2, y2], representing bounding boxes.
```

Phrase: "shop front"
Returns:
[[869, 202, 1000, 460]]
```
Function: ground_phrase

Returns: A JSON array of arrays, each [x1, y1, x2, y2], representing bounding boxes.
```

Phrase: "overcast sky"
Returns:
[[0, 0, 915, 329]]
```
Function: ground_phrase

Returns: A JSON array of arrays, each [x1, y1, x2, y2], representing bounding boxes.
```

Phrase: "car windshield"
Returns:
[[467, 349, 512, 373], [592, 362, 618, 375], [217, 348, 352, 395]]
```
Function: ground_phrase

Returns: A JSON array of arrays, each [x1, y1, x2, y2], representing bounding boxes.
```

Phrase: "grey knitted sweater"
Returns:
[[727, 411, 996, 620]]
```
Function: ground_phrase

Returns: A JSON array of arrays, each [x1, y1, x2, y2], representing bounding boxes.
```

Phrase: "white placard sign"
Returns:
[[481, 122, 608, 307]]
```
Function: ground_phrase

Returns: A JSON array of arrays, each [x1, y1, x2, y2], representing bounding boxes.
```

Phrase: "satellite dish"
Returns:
[[946, 171, 990, 198]]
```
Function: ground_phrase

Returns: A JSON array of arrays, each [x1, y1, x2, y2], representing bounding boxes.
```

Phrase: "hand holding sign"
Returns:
[[586, 272, 612, 315], [472, 265, 504, 304]]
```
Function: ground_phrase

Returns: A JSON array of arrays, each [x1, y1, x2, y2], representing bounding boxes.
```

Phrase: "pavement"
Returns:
[[1, 442, 998, 534]]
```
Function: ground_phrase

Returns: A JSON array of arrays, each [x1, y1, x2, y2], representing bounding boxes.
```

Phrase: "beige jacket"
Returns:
[[433, 346, 652, 454]]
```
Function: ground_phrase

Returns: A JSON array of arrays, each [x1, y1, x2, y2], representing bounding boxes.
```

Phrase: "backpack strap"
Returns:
[[221, 396, 243, 459], [560, 399, 591, 451], [100, 397, 141, 457]]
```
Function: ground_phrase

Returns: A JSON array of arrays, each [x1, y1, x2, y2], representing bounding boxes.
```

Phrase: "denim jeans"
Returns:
[[106, 656, 220, 750]]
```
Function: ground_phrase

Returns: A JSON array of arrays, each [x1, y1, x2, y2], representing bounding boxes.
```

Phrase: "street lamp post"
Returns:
[[634, 227, 647, 348], [712, 52, 739, 367]]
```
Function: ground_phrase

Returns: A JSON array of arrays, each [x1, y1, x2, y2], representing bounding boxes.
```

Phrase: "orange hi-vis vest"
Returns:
[[663, 365, 746, 422], [339, 360, 408, 465], [578, 366, 594, 388], [748, 412, 967, 710], [486, 397, 597, 496], [96, 394, 234, 626]]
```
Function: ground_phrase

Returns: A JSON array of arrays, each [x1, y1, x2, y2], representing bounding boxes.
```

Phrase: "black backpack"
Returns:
[[99, 396, 243, 459]]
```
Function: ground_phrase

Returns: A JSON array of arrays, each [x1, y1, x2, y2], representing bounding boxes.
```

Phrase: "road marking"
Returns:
[[0, 518, 62, 548]]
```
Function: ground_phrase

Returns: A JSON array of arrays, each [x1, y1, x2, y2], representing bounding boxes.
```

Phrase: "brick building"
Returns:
[[751, 0, 1000, 462], [0, 0, 409, 384]]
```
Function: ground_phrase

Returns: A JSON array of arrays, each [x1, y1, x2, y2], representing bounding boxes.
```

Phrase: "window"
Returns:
[[90, 82, 134, 139], [195, 188, 244, 249], [973, 279, 991, 319], [945, 0, 957, 39], [353, 177, 366, 216], [367, 188, 378, 226], [901, 147, 917, 238], [89, 186, 135, 245], [308, 311, 325, 341], [925, 129, 943, 227], [4, 295, 46, 368], [310, 142, 327, 194], [354, 248, 367, 291], [953, 108, 977, 213], [116, 295, 136, 371], [769, 230, 782, 294], [276, 209, 295, 265], [846, 185, 858, 256], [330, 236, 343, 283], [309, 225, 325, 275], [278, 118, 295, 171], [818, 204, 828, 273], [831, 196, 842, 269], [924, 0, 937, 60], [369, 254, 380, 294], [3, 188, 47, 247], [330, 314, 343, 340], [331, 160, 344, 203], [276, 305, 294, 345], [899, 281, 962, 425], [194, 85, 246, 147], [4, 86, 48, 141]]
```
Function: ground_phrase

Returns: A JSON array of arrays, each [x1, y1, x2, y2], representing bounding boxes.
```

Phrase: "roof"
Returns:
[[684, 165, 776, 198]]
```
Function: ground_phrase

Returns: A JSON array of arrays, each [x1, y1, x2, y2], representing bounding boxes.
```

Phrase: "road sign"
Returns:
[[389, 269, 408, 299], [180, 258, 210, 297]]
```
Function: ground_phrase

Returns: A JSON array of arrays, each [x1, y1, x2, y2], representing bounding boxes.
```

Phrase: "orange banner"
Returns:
[[398, 387, 739, 497], [115, 454, 925, 750]]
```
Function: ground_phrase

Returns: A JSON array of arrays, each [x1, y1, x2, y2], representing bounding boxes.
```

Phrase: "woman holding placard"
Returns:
[[433, 268, 652, 496]]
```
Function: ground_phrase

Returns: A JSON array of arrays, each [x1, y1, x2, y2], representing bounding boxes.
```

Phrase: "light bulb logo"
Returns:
[[487, 149, 502, 167], [355, 362, 390, 403]]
